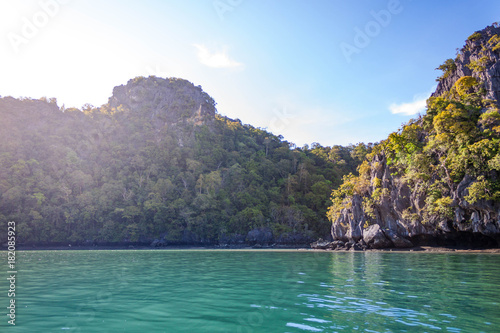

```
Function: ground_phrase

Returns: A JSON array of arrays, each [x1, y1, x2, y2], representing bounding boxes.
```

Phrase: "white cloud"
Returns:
[[193, 44, 243, 69], [389, 98, 426, 116], [389, 87, 436, 116]]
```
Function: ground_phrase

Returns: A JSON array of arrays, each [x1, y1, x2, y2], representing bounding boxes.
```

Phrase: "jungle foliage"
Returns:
[[0, 81, 368, 244]]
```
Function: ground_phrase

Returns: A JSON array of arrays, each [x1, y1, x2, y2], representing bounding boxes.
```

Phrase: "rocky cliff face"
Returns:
[[328, 24, 500, 249], [330, 154, 500, 249], [108, 76, 216, 145], [433, 24, 500, 104]]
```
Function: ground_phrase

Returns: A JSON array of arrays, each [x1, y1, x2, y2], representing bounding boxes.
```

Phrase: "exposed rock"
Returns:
[[363, 224, 393, 249], [351, 243, 363, 251], [384, 229, 413, 248], [345, 241, 356, 250], [310, 239, 332, 249], [332, 240, 345, 247], [109, 76, 216, 127], [327, 240, 345, 250], [108, 76, 217, 151], [331, 195, 365, 242], [358, 239, 367, 247], [330, 24, 500, 249], [246, 228, 274, 245], [433, 24, 500, 105]]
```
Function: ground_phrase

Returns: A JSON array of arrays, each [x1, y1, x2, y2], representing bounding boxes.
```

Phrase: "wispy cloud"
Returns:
[[389, 98, 426, 116], [389, 87, 436, 116], [193, 44, 243, 69]]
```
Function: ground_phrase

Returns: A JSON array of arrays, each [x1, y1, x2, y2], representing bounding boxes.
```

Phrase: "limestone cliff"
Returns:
[[109, 76, 216, 125], [432, 24, 500, 104], [107, 76, 217, 147], [328, 24, 500, 249]]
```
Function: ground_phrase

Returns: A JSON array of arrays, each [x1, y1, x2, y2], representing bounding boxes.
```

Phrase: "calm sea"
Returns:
[[0, 250, 499, 332]]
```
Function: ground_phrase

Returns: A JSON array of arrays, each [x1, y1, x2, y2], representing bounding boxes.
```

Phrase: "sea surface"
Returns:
[[0, 250, 499, 332]]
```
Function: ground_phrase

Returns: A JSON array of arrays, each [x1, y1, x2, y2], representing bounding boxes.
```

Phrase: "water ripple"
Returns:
[[0, 250, 498, 332], [286, 322, 323, 332], [297, 292, 461, 330]]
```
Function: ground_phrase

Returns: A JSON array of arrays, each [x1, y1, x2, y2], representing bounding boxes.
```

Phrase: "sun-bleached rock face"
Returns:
[[109, 76, 216, 130]]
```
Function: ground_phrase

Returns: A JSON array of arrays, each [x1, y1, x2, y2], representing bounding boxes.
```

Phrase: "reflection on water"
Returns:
[[0, 250, 498, 332]]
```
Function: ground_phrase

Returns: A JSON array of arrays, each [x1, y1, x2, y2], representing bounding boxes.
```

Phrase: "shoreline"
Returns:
[[3, 244, 500, 254]]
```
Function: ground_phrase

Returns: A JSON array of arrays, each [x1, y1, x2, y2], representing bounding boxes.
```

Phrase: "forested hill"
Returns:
[[327, 24, 500, 249], [0, 76, 370, 246]]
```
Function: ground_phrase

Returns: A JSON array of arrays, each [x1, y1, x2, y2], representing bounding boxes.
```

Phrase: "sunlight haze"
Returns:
[[1, 0, 498, 146]]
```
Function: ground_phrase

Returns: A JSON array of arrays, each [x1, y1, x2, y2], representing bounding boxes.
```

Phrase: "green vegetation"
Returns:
[[0, 79, 367, 245], [328, 37, 500, 227], [467, 56, 491, 73], [454, 76, 479, 97], [329, 94, 500, 224], [467, 32, 482, 42], [2, 25, 500, 247], [465, 176, 500, 204], [487, 34, 500, 52], [436, 58, 457, 81]]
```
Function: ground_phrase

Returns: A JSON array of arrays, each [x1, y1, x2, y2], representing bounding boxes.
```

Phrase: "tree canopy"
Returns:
[[0, 78, 366, 245]]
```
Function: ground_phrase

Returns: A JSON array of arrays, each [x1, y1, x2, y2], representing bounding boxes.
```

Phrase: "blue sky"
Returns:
[[0, 0, 498, 146]]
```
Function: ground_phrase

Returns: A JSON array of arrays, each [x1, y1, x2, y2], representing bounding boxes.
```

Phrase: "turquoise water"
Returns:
[[0, 250, 499, 332]]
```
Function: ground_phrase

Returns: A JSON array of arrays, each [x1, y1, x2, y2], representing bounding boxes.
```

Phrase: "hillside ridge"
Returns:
[[0, 76, 367, 247]]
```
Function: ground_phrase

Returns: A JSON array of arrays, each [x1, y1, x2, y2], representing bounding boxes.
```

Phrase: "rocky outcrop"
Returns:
[[363, 224, 393, 249], [433, 24, 500, 105], [332, 195, 364, 242], [107, 76, 217, 148], [331, 150, 500, 249], [384, 229, 413, 248], [109, 76, 216, 126], [329, 24, 500, 249], [331, 153, 424, 249]]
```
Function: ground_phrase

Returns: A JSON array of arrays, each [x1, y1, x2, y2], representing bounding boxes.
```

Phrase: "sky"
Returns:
[[0, 0, 498, 147]]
